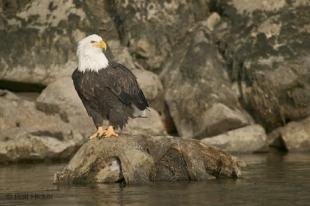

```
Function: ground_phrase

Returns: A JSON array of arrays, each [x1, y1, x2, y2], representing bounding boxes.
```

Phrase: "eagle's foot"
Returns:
[[102, 126, 118, 138], [89, 126, 105, 140]]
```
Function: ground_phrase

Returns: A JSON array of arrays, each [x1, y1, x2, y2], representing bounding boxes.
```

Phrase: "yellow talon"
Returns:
[[103, 126, 118, 138], [89, 126, 105, 140], [89, 126, 118, 140]]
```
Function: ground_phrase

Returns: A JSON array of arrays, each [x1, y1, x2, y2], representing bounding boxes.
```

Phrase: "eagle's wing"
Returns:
[[101, 62, 149, 110], [72, 69, 98, 115]]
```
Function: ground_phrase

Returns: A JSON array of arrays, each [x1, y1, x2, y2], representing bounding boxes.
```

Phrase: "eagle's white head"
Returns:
[[77, 34, 109, 72]]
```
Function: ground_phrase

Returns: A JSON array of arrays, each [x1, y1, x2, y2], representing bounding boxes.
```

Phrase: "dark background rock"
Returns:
[[213, 0, 310, 131], [108, 0, 210, 72], [161, 24, 253, 138], [0, 0, 211, 84], [0, 0, 118, 85]]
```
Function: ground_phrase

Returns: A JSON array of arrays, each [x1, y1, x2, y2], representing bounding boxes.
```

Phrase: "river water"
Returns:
[[0, 152, 310, 206]]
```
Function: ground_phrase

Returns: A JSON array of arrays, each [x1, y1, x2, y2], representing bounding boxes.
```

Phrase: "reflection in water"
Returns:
[[0, 153, 310, 206]]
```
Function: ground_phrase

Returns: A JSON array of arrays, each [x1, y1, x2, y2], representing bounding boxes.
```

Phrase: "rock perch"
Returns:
[[54, 135, 242, 185]]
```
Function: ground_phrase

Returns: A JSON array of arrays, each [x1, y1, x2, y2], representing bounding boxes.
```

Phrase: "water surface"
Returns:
[[0, 153, 310, 206]]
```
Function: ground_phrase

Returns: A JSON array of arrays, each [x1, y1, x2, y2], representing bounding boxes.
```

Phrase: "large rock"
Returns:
[[124, 108, 166, 136], [0, 90, 84, 163], [162, 23, 252, 138], [54, 135, 242, 184], [36, 77, 166, 137], [269, 117, 310, 152], [107, 40, 136, 70], [0, 128, 83, 163], [214, 0, 310, 130], [201, 125, 267, 153], [0, 0, 119, 85], [132, 69, 163, 101], [110, 0, 210, 72], [36, 77, 95, 137]]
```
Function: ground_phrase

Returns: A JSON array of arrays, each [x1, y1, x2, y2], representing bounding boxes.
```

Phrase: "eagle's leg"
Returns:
[[89, 126, 105, 140], [102, 125, 118, 138]]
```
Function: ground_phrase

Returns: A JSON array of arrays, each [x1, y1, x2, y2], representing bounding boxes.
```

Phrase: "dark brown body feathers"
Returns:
[[72, 62, 148, 129]]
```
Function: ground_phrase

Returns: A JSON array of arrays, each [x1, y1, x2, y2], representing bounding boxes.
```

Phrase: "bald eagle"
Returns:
[[72, 34, 148, 139]]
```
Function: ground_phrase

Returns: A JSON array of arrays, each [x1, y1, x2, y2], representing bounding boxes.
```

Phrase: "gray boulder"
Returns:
[[107, 40, 136, 70], [110, 0, 210, 72], [0, 128, 83, 163], [0, 90, 84, 163], [124, 108, 166, 136], [215, 0, 310, 130], [54, 135, 242, 185], [132, 69, 163, 102], [36, 77, 95, 137], [201, 125, 267, 153], [269, 117, 310, 152], [0, 0, 118, 85], [162, 24, 252, 138]]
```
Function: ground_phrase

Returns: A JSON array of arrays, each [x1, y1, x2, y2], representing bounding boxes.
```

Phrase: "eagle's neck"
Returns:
[[78, 51, 109, 72]]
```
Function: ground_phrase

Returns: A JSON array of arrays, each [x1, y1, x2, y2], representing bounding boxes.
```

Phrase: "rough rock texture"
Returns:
[[202, 125, 267, 153], [0, 90, 84, 162], [0, 128, 83, 163], [109, 0, 210, 72], [268, 117, 310, 152], [132, 69, 165, 115], [54, 135, 242, 185], [36, 77, 95, 137], [132, 69, 163, 102], [0, 0, 119, 84], [0, 0, 210, 84], [162, 24, 253, 138], [206, 12, 221, 31], [124, 108, 166, 136], [214, 0, 310, 130]]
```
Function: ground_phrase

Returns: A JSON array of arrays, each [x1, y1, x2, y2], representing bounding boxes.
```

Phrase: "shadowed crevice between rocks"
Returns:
[[0, 80, 46, 93]]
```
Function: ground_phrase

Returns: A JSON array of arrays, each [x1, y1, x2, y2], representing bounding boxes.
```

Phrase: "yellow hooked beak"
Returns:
[[94, 40, 107, 50]]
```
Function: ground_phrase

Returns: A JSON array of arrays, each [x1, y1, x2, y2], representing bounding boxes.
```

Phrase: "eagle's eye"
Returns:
[[90, 40, 96, 43]]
